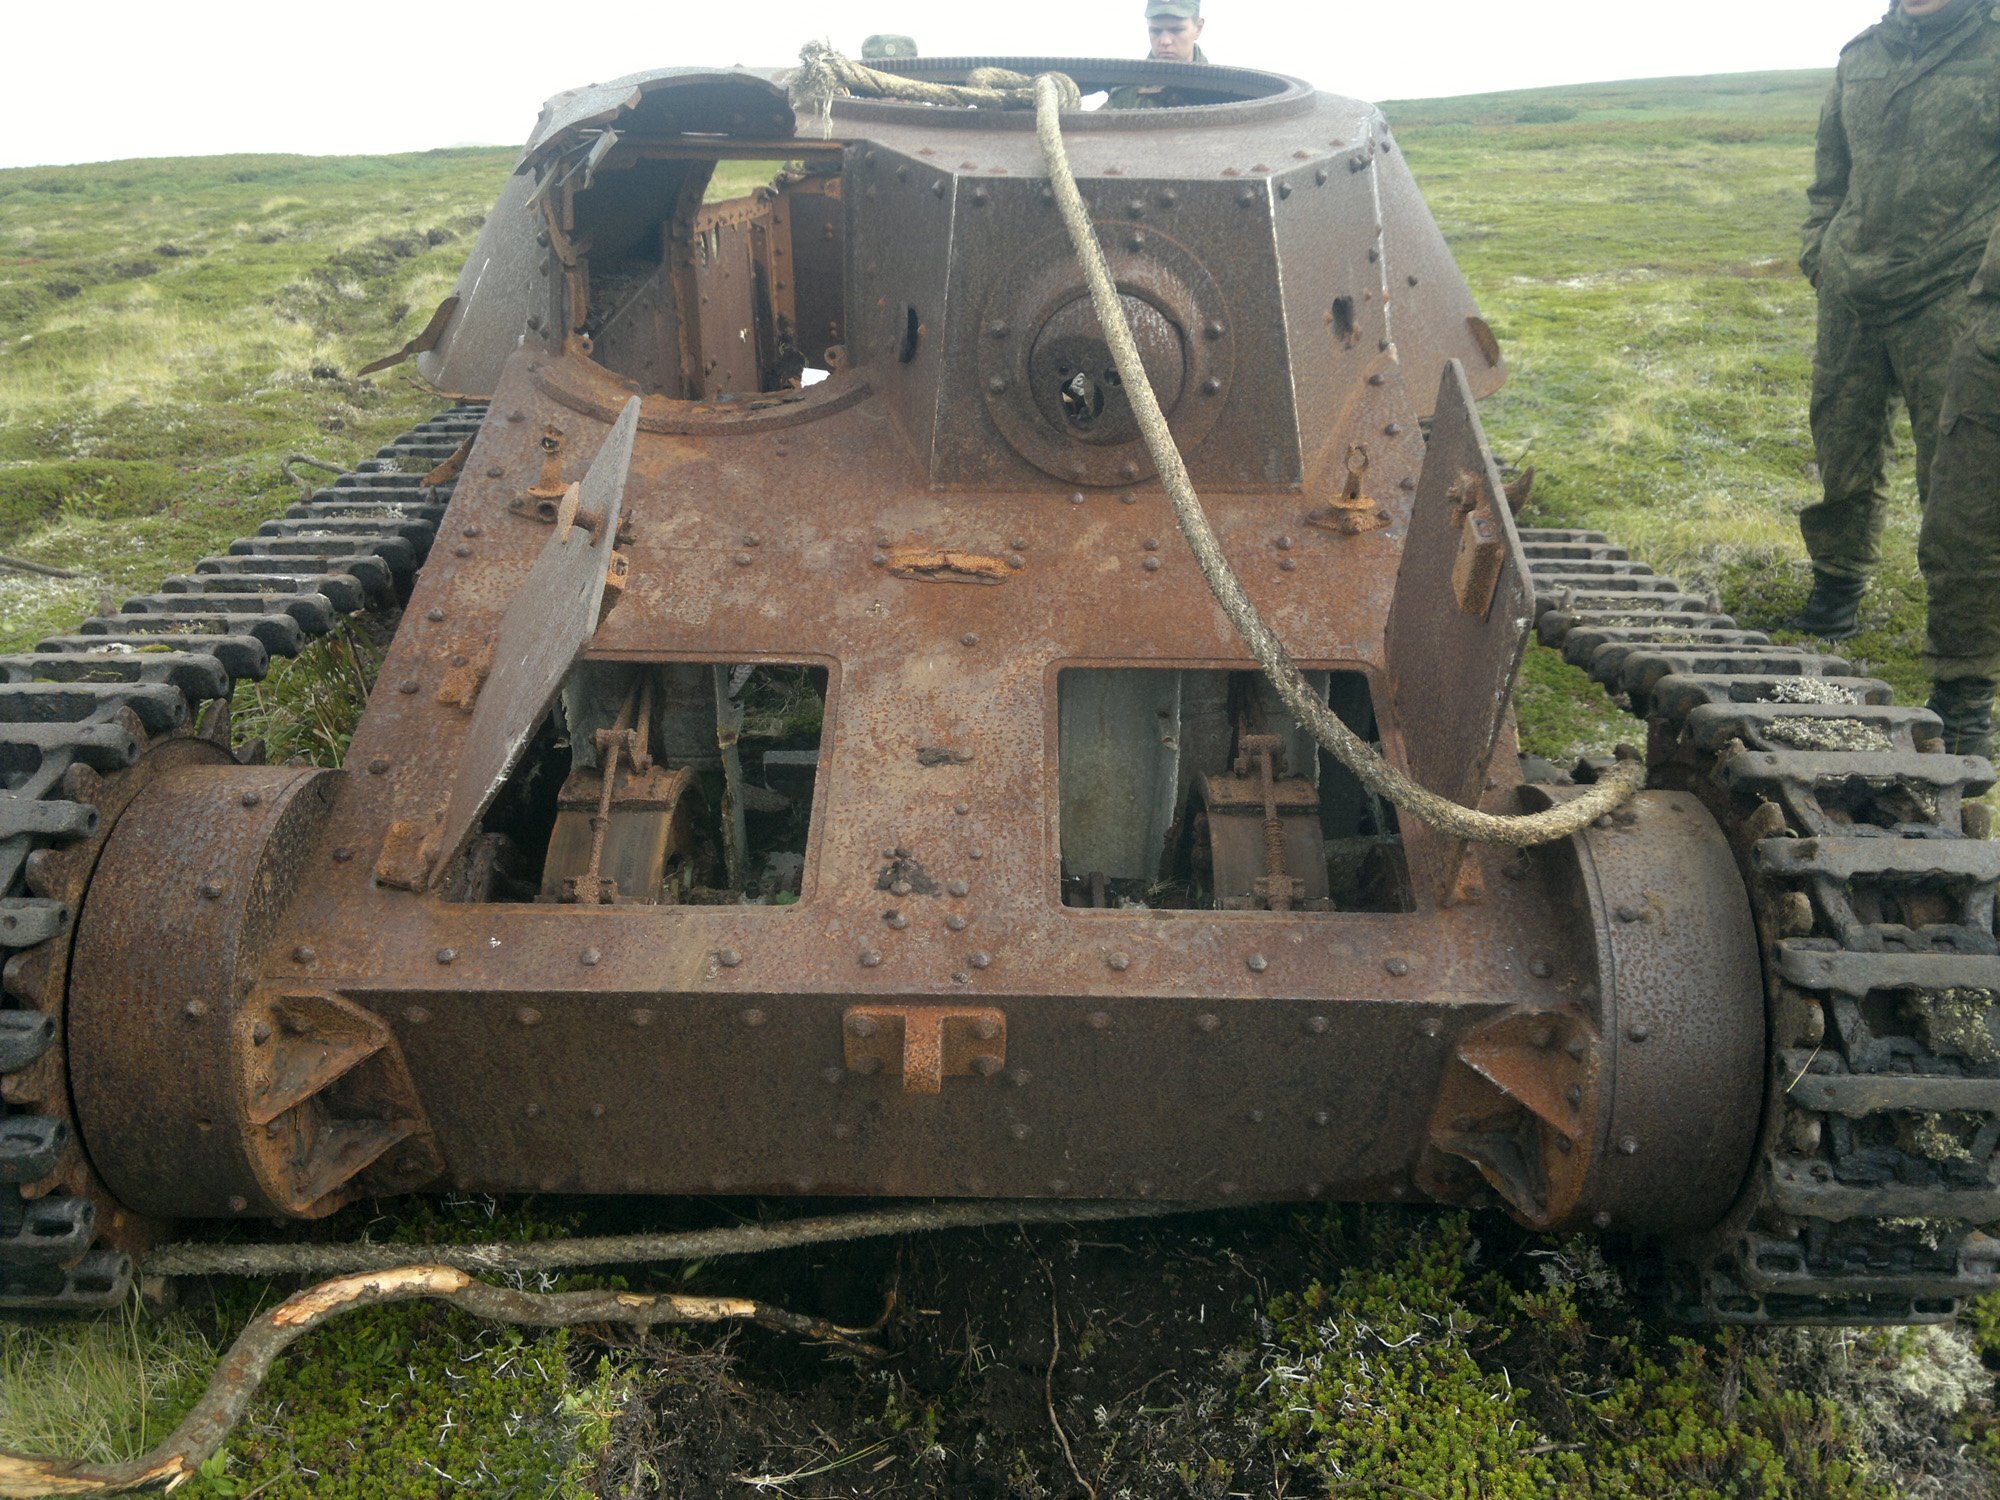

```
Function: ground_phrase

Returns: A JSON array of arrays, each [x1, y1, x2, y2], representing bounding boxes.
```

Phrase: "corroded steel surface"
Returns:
[[57, 61, 1769, 1263]]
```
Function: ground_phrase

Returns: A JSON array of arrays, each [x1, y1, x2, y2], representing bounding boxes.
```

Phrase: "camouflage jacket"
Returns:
[[1803, 0, 2000, 320], [1106, 47, 1211, 111]]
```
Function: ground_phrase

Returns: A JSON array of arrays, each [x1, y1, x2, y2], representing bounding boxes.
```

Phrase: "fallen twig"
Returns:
[[0, 555, 79, 580], [1046, 1298, 1096, 1500], [142, 1199, 1209, 1280], [280, 454, 343, 504], [0, 1265, 879, 1499], [1023, 1229, 1096, 1500]]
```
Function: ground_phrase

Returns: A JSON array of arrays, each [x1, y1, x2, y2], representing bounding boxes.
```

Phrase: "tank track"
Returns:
[[1525, 527, 2000, 1323], [0, 405, 483, 1312]]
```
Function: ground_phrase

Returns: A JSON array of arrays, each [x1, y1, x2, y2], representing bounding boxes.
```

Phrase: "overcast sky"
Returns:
[[4, 0, 1894, 170]]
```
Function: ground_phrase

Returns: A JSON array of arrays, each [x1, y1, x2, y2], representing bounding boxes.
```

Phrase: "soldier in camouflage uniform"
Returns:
[[1107, 0, 1210, 111], [1796, 0, 2000, 753]]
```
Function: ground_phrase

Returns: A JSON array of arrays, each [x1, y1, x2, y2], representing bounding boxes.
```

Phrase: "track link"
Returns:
[[0, 405, 483, 1311], [1524, 526, 2000, 1323]]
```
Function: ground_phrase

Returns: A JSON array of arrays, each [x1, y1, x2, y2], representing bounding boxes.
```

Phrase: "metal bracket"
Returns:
[[1420, 1005, 1599, 1230], [843, 1006, 1006, 1095]]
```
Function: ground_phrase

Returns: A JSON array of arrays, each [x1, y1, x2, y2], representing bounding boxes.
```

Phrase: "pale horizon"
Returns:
[[5, 0, 1890, 171]]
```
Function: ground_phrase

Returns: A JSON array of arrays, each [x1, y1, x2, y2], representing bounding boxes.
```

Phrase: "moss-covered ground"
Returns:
[[6, 69, 2000, 1498]]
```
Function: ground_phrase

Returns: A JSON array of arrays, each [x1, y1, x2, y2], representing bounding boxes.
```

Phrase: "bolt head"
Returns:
[[436, 947, 456, 964], [581, 947, 602, 966], [741, 1007, 766, 1027], [1107, 951, 1131, 972], [516, 1006, 542, 1027], [1385, 957, 1409, 977], [292, 945, 315, 964], [860, 950, 882, 968], [1247, 954, 1268, 973], [719, 948, 743, 968], [970, 952, 992, 970], [1196, 1013, 1220, 1033]]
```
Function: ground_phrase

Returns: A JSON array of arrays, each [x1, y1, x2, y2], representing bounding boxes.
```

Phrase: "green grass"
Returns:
[[3, 70, 1998, 1497], [1380, 71, 1945, 758]]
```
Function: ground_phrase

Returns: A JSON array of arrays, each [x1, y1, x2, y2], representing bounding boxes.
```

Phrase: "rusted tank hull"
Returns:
[[68, 747, 1762, 1234], [54, 58, 1760, 1272]]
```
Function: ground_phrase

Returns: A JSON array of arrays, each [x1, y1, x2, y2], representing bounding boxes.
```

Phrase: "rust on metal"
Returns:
[[882, 547, 1012, 584], [844, 1006, 1007, 1094], [1385, 361, 1535, 902], [42, 60, 1770, 1261], [358, 294, 461, 378]]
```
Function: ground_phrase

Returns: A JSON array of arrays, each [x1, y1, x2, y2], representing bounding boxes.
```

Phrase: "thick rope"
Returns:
[[786, 45, 1639, 843], [141, 1199, 1194, 1280], [1028, 75, 1643, 846], [788, 41, 1080, 134]]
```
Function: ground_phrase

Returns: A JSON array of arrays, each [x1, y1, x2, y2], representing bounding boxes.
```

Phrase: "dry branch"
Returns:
[[0, 556, 79, 580], [0, 1266, 879, 1499]]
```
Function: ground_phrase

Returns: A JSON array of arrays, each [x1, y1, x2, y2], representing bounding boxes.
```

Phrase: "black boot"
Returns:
[[1929, 678, 1996, 759], [1787, 571, 1868, 641]]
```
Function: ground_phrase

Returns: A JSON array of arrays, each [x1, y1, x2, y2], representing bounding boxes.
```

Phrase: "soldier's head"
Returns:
[[862, 34, 919, 62], [1146, 0, 1204, 62]]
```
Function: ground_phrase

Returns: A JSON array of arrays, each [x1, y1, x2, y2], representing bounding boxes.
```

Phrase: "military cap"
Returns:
[[862, 34, 919, 60], [1146, 0, 1201, 18]]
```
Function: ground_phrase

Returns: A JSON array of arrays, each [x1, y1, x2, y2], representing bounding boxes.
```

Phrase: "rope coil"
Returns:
[[789, 42, 1081, 134], [1022, 71, 1643, 847], [793, 43, 1644, 844]]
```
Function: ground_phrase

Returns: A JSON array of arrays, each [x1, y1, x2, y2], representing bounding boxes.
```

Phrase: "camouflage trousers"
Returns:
[[1923, 326, 2000, 683], [1802, 284, 1965, 582], [1804, 283, 2000, 682]]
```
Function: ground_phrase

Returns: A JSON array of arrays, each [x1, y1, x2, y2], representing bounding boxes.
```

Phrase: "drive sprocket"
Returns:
[[0, 407, 482, 1311], [1528, 527, 2000, 1322]]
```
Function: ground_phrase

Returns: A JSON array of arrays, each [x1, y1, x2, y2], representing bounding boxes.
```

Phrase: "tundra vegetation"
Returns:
[[2, 70, 1997, 1498]]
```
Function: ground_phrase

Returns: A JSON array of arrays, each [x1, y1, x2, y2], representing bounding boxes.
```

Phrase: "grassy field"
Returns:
[[5, 68, 2000, 1500]]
